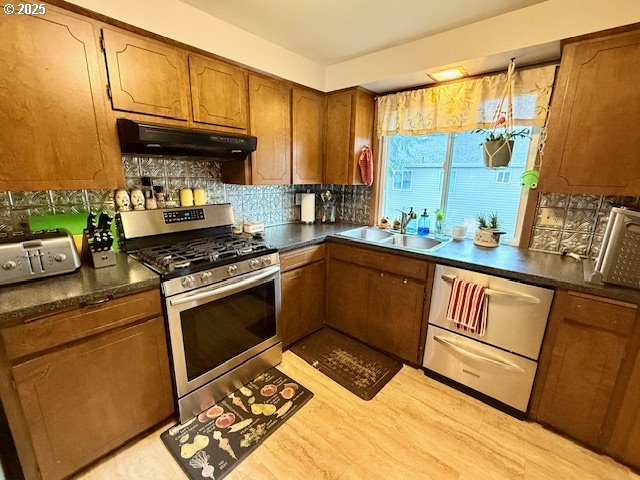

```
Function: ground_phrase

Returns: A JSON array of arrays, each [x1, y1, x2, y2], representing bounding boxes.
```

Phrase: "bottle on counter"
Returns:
[[154, 185, 166, 209], [141, 176, 157, 209], [417, 209, 430, 236]]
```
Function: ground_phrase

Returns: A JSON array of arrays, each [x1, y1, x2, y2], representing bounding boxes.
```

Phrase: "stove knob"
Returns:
[[261, 256, 272, 267], [200, 271, 213, 284], [227, 264, 238, 276], [54, 253, 67, 263], [181, 275, 195, 288], [2, 260, 16, 271], [249, 258, 260, 270]]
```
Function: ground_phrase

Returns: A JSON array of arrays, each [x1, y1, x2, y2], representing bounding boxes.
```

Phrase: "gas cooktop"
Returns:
[[133, 233, 275, 277]]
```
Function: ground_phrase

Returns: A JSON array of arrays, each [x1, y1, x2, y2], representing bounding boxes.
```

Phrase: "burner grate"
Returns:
[[135, 234, 270, 274]]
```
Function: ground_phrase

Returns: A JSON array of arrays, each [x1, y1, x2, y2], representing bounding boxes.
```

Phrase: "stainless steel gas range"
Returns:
[[118, 204, 282, 422]]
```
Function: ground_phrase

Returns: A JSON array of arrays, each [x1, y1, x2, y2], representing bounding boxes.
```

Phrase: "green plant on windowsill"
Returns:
[[474, 212, 505, 248], [434, 208, 446, 238]]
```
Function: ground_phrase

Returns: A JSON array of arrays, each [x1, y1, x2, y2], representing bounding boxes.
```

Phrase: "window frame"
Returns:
[[391, 169, 413, 191], [378, 129, 539, 246]]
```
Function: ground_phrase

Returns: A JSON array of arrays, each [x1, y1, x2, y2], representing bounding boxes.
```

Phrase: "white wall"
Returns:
[[65, 0, 327, 90], [325, 0, 640, 92], [67, 0, 640, 93]]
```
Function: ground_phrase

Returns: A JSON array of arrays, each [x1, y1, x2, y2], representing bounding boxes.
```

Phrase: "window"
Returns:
[[392, 170, 412, 190], [437, 171, 457, 193], [495, 171, 512, 184], [381, 128, 537, 243]]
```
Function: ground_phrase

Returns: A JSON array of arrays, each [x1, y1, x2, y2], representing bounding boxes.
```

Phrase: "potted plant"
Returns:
[[434, 208, 446, 239], [473, 126, 530, 168], [474, 212, 506, 248]]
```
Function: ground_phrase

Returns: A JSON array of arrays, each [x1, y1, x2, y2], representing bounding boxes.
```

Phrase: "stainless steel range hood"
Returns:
[[116, 119, 257, 160]]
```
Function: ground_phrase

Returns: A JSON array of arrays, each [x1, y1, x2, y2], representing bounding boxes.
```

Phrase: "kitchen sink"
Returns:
[[339, 227, 395, 242], [338, 227, 450, 251], [384, 234, 447, 250]]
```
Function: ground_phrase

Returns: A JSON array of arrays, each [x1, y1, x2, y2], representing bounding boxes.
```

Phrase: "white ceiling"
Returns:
[[179, 0, 546, 65]]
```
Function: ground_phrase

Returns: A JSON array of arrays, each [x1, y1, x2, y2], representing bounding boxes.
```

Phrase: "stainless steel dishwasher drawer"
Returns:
[[424, 325, 538, 412]]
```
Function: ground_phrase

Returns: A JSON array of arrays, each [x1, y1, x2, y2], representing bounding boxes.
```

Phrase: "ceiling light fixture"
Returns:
[[427, 66, 467, 82]]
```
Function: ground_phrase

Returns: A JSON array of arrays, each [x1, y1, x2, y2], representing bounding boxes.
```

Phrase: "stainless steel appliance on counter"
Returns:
[[0, 228, 81, 286], [118, 204, 282, 422], [423, 265, 554, 416]]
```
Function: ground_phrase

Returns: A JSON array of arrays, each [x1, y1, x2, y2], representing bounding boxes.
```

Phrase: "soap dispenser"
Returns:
[[418, 209, 431, 236]]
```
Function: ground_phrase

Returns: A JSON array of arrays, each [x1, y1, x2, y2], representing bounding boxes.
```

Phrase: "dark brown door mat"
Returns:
[[290, 327, 402, 400], [161, 368, 313, 480]]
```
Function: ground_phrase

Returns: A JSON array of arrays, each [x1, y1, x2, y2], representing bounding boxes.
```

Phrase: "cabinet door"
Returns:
[[367, 271, 426, 363], [0, 6, 118, 191], [280, 261, 326, 347], [325, 91, 352, 184], [249, 75, 291, 184], [532, 291, 636, 447], [189, 54, 248, 129], [292, 88, 324, 184], [102, 28, 190, 121], [541, 28, 640, 195], [326, 258, 370, 341], [608, 337, 640, 470], [11, 317, 174, 480]]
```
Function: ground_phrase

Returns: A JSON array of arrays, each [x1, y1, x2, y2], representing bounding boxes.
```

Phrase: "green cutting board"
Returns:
[[29, 212, 119, 251]]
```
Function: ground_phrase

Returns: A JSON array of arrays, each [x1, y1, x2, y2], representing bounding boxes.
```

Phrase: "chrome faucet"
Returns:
[[396, 208, 416, 234]]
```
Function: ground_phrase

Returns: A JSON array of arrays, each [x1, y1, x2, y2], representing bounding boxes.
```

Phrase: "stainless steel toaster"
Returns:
[[0, 229, 81, 286]]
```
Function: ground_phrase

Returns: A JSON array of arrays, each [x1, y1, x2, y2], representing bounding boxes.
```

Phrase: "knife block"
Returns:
[[81, 229, 116, 268]]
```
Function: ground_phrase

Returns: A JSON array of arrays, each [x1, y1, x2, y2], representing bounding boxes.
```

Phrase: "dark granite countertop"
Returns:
[[263, 222, 363, 252], [0, 253, 159, 328], [264, 222, 640, 305]]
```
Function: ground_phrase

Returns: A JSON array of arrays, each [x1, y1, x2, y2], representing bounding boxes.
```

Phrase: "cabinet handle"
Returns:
[[403, 278, 408, 284], [80, 296, 111, 308], [380, 272, 384, 277]]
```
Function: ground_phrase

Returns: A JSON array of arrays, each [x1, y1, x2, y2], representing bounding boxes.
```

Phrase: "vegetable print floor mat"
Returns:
[[161, 368, 313, 480]]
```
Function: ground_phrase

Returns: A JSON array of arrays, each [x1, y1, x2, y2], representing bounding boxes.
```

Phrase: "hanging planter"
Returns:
[[473, 59, 529, 169], [482, 136, 514, 168]]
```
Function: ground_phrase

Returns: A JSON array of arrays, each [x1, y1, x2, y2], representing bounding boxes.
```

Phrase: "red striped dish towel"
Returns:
[[446, 277, 488, 336]]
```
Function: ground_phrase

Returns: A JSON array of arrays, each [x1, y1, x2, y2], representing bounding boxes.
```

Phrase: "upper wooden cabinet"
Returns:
[[102, 28, 191, 121], [541, 27, 640, 195], [0, 6, 119, 191], [189, 54, 248, 130], [292, 88, 325, 184], [325, 88, 374, 185], [530, 291, 639, 450], [248, 74, 292, 185]]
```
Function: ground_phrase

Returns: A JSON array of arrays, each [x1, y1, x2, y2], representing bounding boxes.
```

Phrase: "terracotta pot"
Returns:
[[482, 139, 514, 168]]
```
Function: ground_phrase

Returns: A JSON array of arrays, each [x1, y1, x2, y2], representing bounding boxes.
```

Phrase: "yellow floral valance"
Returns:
[[376, 64, 557, 138]]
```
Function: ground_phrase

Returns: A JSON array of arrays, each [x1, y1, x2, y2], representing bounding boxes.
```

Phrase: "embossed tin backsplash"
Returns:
[[530, 193, 640, 258], [0, 156, 370, 232]]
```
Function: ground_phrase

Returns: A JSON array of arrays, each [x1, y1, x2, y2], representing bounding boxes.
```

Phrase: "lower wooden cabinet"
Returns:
[[280, 260, 326, 347], [608, 350, 640, 470], [11, 316, 173, 480], [326, 243, 432, 363], [0, 291, 174, 480], [326, 258, 370, 342], [367, 271, 426, 363], [530, 290, 640, 465]]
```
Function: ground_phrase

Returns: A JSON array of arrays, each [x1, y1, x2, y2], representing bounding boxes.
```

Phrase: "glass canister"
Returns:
[[322, 202, 336, 223]]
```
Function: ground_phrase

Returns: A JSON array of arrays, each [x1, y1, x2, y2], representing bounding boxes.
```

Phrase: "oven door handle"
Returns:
[[169, 266, 280, 306], [434, 335, 525, 373]]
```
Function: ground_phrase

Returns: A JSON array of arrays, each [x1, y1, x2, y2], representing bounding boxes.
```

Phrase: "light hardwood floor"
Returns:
[[76, 351, 639, 480]]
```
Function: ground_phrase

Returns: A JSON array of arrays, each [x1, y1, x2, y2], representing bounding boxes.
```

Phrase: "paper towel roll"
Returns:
[[300, 193, 315, 224]]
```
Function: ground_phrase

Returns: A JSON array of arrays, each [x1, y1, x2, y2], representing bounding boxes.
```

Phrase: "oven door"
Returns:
[[166, 265, 281, 398]]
